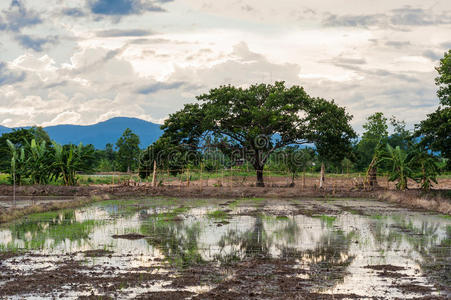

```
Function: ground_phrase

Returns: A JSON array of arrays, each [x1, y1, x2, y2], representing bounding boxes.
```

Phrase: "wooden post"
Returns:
[[179, 169, 183, 190], [152, 160, 157, 187], [187, 168, 190, 187], [302, 168, 306, 190], [13, 169, 16, 207], [200, 163, 203, 191], [319, 162, 325, 189]]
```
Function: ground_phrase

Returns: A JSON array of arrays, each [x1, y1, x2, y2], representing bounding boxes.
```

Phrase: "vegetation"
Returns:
[[142, 82, 355, 187], [0, 52, 449, 192], [116, 128, 140, 172], [415, 49, 450, 168]]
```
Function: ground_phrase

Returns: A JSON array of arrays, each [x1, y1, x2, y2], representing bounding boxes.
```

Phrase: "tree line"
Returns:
[[0, 127, 140, 185], [0, 50, 449, 189]]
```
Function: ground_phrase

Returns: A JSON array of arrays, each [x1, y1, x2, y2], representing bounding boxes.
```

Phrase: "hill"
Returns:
[[1, 117, 163, 149]]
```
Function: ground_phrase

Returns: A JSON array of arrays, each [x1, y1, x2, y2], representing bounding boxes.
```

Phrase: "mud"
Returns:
[[0, 197, 449, 299], [112, 233, 148, 240]]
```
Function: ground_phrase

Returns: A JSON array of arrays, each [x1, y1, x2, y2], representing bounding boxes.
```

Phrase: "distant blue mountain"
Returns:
[[1, 117, 163, 149], [0, 125, 11, 135]]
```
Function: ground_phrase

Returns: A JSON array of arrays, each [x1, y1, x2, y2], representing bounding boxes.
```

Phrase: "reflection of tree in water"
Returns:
[[7, 210, 98, 250], [141, 216, 202, 268], [216, 215, 277, 261], [369, 216, 448, 292], [300, 230, 356, 291], [416, 224, 450, 292]]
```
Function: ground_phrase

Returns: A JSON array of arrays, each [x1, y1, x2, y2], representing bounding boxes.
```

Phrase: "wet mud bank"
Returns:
[[1, 184, 450, 215]]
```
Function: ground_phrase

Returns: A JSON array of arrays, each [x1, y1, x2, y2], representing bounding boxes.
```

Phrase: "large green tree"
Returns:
[[116, 128, 141, 172], [155, 82, 355, 187], [415, 50, 451, 168]]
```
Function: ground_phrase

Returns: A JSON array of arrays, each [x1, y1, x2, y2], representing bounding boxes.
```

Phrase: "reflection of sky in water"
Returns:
[[0, 199, 450, 298]]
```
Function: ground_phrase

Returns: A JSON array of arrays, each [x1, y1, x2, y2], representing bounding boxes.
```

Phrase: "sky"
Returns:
[[0, 0, 450, 133]]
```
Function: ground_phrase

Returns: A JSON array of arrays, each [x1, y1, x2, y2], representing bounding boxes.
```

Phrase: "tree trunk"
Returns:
[[289, 173, 295, 187], [256, 168, 264, 187], [319, 162, 325, 189], [365, 156, 378, 189]]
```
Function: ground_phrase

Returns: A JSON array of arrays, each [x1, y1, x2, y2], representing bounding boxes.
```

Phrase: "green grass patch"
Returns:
[[313, 215, 337, 227], [207, 210, 230, 220]]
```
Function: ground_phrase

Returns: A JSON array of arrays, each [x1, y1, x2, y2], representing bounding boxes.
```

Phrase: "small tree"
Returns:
[[116, 128, 140, 173], [284, 147, 313, 187]]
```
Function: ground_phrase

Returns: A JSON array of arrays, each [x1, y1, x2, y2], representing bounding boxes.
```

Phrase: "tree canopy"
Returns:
[[153, 82, 356, 186], [356, 112, 388, 170], [116, 128, 141, 172], [415, 50, 451, 167]]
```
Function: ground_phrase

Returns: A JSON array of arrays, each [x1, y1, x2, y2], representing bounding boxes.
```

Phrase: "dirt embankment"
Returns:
[[0, 181, 450, 222]]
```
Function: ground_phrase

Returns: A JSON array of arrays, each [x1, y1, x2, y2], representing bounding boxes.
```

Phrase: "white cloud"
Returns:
[[0, 0, 448, 135]]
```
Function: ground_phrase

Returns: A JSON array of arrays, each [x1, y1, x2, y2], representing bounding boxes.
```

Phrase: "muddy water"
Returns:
[[0, 197, 449, 299]]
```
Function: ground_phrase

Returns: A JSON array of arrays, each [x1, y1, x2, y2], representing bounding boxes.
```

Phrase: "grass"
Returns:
[[313, 215, 337, 227], [207, 210, 230, 220], [1, 169, 449, 186], [150, 206, 190, 222], [0, 195, 107, 224]]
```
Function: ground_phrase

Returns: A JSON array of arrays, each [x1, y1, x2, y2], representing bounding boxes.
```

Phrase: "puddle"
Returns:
[[0, 197, 449, 299]]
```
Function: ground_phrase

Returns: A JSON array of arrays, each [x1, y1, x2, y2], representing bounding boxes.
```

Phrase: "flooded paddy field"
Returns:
[[0, 197, 449, 299]]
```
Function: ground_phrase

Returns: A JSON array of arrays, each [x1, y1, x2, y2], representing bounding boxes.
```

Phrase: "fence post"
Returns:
[[187, 168, 190, 187], [200, 163, 203, 191], [179, 169, 183, 190], [13, 170, 16, 207], [302, 169, 306, 190], [152, 160, 157, 187]]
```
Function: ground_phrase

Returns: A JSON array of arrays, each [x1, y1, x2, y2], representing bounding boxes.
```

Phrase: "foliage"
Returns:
[[154, 82, 355, 186], [0, 127, 50, 172], [408, 146, 441, 191], [356, 112, 388, 170], [415, 50, 451, 168], [283, 146, 313, 185], [388, 116, 412, 151], [26, 139, 51, 184], [435, 49, 451, 107], [378, 144, 413, 190], [51, 142, 95, 186], [6, 140, 26, 185], [116, 128, 140, 172], [139, 137, 195, 178]]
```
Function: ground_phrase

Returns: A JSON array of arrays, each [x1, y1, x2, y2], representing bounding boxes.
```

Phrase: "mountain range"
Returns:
[[0, 117, 163, 149]]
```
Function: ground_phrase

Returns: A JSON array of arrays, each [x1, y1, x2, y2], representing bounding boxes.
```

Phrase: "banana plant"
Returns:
[[51, 142, 94, 186], [378, 144, 414, 190], [408, 147, 441, 191], [6, 139, 26, 185], [25, 139, 51, 184]]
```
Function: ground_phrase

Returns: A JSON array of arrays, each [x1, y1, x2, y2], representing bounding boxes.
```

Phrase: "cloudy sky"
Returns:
[[0, 0, 450, 132]]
